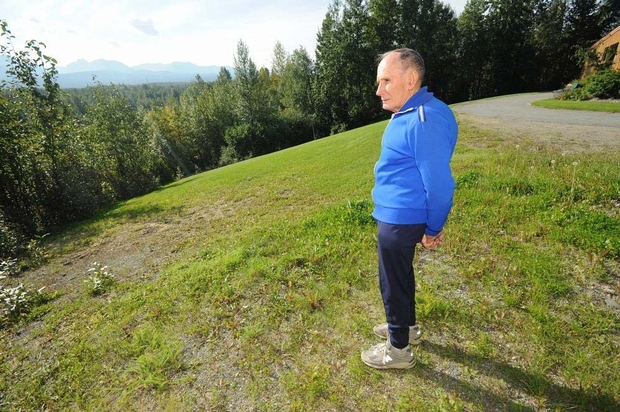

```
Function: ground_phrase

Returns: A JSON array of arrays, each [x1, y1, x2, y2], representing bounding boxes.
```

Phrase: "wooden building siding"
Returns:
[[583, 25, 620, 76]]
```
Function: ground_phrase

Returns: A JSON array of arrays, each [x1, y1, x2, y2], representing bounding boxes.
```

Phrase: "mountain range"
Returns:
[[1, 58, 231, 88]]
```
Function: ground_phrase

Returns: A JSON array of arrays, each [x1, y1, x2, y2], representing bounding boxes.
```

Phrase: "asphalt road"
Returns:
[[451, 92, 620, 129]]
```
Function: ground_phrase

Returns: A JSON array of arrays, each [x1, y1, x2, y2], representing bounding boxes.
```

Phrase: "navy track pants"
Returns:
[[377, 221, 426, 348]]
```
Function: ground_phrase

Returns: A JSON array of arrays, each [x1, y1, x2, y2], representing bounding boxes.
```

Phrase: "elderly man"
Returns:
[[361, 48, 458, 369]]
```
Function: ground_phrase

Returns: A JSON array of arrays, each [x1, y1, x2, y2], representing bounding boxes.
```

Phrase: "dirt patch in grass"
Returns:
[[24, 222, 179, 301], [20, 199, 241, 302]]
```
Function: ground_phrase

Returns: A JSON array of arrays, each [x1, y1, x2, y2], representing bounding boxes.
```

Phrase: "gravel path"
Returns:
[[452, 92, 620, 127], [451, 92, 620, 152]]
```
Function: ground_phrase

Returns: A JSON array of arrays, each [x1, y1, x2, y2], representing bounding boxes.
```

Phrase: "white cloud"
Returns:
[[130, 19, 159, 36]]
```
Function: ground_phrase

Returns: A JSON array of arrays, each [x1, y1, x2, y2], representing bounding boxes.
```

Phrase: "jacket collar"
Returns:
[[393, 86, 433, 116]]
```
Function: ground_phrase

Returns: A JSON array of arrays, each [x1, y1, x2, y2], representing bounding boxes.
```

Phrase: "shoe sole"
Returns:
[[361, 357, 417, 370]]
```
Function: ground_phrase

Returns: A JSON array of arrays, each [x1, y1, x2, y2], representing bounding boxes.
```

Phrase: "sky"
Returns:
[[2, 0, 468, 69]]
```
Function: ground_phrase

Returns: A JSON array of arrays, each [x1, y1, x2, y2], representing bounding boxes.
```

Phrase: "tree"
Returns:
[[599, 0, 620, 34], [207, 68, 237, 166], [566, 0, 609, 79], [368, 0, 400, 54], [227, 40, 281, 159], [277, 47, 318, 142], [180, 76, 228, 172], [401, 0, 459, 101], [488, 0, 539, 95], [314, 0, 381, 133], [532, 0, 573, 89], [280, 47, 316, 117], [147, 95, 194, 179], [567, 0, 605, 49], [82, 83, 160, 201], [0, 20, 86, 242], [271, 41, 288, 78], [314, 1, 347, 134], [233, 40, 259, 125], [270, 41, 289, 111], [457, 0, 540, 98], [457, 0, 494, 99]]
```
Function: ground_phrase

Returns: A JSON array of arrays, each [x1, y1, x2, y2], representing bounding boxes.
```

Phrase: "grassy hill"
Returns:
[[1, 114, 619, 411]]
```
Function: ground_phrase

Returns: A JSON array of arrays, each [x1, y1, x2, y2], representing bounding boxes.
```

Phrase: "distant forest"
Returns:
[[1, 0, 619, 257]]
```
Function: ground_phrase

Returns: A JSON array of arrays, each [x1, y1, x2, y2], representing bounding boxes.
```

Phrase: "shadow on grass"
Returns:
[[155, 173, 203, 192], [411, 360, 534, 411], [96, 174, 204, 222], [100, 202, 169, 221], [420, 341, 619, 412]]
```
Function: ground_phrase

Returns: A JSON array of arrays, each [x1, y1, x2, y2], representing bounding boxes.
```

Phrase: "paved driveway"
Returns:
[[450, 92, 620, 151], [451, 92, 620, 128]]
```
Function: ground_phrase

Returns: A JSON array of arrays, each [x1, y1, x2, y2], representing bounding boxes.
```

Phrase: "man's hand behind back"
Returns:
[[421, 231, 444, 249]]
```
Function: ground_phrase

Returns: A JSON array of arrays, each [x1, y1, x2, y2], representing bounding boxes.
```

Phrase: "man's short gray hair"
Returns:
[[377, 48, 425, 80]]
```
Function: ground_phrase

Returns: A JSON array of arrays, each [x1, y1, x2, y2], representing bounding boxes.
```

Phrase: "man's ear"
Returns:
[[407, 70, 419, 91]]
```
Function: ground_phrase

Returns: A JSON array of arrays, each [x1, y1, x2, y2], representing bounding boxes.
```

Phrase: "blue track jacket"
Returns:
[[372, 87, 458, 236]]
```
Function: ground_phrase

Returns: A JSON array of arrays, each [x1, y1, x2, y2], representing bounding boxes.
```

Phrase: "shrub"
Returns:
[[0, 218, 27, 259], [584, 69, 620, 99], [557, 87, 592, 101]]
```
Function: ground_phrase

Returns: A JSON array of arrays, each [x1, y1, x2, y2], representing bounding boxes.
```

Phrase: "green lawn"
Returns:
[[1, 113, 619, 411], [532, 98, 620, 113]]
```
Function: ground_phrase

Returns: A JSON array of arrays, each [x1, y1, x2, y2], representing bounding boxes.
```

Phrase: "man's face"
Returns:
[[376, 54, 417, 113]]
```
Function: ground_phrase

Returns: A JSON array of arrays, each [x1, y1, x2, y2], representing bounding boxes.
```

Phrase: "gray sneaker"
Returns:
[[373, 323, 422, 345], [361, 339, 416, 369]]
